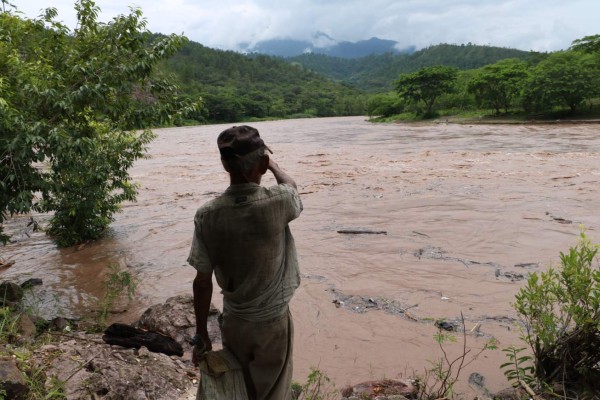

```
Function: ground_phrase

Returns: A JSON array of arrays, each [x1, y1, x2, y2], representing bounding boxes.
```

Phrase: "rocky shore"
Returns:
[[1, 279, 528, 399], [0, 281, 218, 400]]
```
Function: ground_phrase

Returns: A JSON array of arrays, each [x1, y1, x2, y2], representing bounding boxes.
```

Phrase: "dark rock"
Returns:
[[435, 320, 454, 331], [468, 372, 485, 388], [503, 271, 525, 281], [514, 262, 539, 269], [102, 323, 184, 357], [20, 278, 43, 289], [49, 317, 69, 331], [0, 357, 29, 399], [337, 229, 387, 235], [468, 371, 494, 397], [16, 314, 37, 343], [0, 281, 24, 305], [135, 294, 221, 354]]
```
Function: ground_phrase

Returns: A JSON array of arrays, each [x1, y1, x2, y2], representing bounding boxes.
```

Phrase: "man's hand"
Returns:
[[268, 158, 297, 189], [191, 334, 212, 366]]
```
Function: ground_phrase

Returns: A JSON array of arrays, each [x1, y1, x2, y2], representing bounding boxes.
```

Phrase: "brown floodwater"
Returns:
[[2, 116, 600, 395]]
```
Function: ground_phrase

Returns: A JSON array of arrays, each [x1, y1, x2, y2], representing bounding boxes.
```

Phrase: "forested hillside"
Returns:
[[290, 43, 536, 92], [160, 39, 366, 123]]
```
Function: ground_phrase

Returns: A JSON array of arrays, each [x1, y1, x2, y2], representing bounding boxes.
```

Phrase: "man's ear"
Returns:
[[221, 158, 231, 172], [259, 154, 269, 175]]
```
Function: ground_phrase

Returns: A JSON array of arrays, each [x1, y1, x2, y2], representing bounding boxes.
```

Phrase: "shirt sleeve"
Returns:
[[278, 183, 303, 222], [187, 213, 213, 274]]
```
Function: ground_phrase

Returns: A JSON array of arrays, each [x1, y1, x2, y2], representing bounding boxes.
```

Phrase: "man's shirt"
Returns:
[[188, 183, 302, 321]]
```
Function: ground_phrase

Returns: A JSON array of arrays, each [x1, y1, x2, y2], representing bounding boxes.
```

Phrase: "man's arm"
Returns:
[[268, 158, 297, 189], [192, 271, 213, 365]]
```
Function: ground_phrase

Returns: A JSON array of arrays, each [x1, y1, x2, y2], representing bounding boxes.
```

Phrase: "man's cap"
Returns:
[[217, 125, 272, 159]]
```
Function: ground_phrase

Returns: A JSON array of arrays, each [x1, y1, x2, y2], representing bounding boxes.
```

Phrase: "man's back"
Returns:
[[191, 182, 301, 321]]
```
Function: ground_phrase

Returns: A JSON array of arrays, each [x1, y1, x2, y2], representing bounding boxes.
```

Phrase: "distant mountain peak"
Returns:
[[312, 31, 337, 49], [313, 31, 335, 41], [239, 35, 414, 59]]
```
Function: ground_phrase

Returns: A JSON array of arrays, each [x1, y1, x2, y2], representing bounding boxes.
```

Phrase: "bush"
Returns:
[[366, 92, 404, 117], [513, 229, 600, 395], [0, 1, 197, 246]]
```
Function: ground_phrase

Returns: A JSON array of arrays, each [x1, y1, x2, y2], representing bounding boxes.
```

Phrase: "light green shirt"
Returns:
[[188, 183, 302, 321]]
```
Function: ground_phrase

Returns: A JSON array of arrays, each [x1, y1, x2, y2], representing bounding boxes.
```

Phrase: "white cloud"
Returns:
[[11, 0, 600, 52]]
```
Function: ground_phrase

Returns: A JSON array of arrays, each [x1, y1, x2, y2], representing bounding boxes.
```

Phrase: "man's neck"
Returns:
[[229, 174, 261, 186]]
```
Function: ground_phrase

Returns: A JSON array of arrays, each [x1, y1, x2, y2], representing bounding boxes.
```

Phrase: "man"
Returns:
[[187, 125, 302, 400]]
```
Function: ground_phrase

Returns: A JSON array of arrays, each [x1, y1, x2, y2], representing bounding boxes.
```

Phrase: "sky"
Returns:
[[11, 0, 600, 53]]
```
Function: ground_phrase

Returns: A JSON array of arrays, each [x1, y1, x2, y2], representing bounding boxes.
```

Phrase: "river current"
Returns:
[[2, 116, 600, 394]]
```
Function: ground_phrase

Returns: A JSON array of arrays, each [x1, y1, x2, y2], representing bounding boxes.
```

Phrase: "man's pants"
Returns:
[[221, 310, 293, 400]]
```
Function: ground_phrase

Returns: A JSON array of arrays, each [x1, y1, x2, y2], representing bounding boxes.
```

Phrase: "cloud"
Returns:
[[13, 0, 600, 52]]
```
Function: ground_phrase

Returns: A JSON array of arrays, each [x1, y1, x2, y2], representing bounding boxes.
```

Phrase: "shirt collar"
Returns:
[[225, 182, 260, 194]]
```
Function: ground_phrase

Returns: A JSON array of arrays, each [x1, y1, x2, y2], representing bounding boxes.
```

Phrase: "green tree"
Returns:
[[0, 1, 197, 246], [467, 58, 528, 114], [394, 65, 458, 116], [522, 51, 599, 113], [366, 92, 404, 117], [570, 34, 600, 54]]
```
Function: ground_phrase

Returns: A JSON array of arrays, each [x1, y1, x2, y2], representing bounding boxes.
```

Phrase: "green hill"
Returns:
[[289, 43, 538, 92], [161, 39, 366, 123], [161, 40, 545, 122]]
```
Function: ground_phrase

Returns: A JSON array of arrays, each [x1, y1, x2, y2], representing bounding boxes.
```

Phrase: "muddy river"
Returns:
[[2, 116, 600, 395]]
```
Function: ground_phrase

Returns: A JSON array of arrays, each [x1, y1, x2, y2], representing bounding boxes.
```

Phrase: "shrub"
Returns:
[[513, 229, 600, 395], [0, 1, 198, 246]]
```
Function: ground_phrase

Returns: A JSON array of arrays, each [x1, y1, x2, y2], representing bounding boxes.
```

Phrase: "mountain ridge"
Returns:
[[239, 36, 416, 58]]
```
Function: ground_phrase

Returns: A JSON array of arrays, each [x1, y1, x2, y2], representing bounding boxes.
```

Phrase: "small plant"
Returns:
[[512, 228, 600, 395], [0, 306, 19, 345], [96, 263, 137, 329], [12, 348, 67, 399], [292, 367, 338, 400], [416, 313, 497, 399], [500, 346, 534, 387]]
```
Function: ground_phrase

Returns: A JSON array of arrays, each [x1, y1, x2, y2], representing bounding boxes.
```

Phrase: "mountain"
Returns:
[[239, 36, 415, 58], [158, 37, 540, 123], [289, 43, 536, 92], [160, 39, 366, 123]]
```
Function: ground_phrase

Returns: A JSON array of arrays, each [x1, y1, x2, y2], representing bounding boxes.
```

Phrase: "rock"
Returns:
[[0, 357, 29, 399], [136, 294, 221, 354], [341, 379, 415, 399], [49, 316, 69, 331], [137, 346, 151, 358], [492, 387, 527, 400], [32, 331, 195, 400], [435, 320, 454, 331], [20, 278, 43, 289], [17, 296, 225, 399], [0, 281, 24, 306], [16, 314, 37, 343], [468, 372, 485, 388], [468, 372, 493, 397], [40, 344, 59, 352], [102, 323, 184, 357]]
